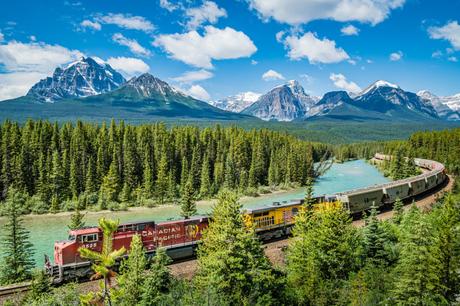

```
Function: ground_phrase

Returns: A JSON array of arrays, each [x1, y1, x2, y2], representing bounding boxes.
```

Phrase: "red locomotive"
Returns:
[[45, 216, 209, 283]]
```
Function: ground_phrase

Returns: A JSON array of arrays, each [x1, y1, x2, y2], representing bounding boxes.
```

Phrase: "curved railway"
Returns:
[[0, 154, 450, 299]]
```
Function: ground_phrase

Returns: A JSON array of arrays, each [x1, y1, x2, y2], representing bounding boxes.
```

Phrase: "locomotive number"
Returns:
[[83, 243, 97, 249]]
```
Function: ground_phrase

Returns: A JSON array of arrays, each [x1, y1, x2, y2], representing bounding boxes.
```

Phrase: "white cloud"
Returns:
[[389, 50, 403, 61], [106, 57, 150, 78], [428, 21, 460, 50], [172, 69, 214, 83], [153, 26, 257, 69], [0, 31, 3, 42], [185, 1, 227, 30], [282, 32, 349, 64], [186, 84, 211, 100], [97, 13, 154, 32], [432, 50, 443, 58], [112, 33, 151, 57], [29, 35, 37, 41], [251, 59, 258, 65], [329, 73, 361, 93], [249, 0, 405, 26], [0, 40, 83, 100], [160, 0, 181, 12], [366, 59, 373, 64], [275, 30, 285, 42], [262, 69, 285, 81], [348, 59, 357, 65], [448, 56, 458, 62], [341, 24, 359, 36], [81, 19, 101, 31], [299, 73, 313, 84]]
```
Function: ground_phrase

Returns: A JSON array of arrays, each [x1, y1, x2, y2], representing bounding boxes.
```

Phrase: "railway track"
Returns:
[[0, 282, 31, 297]]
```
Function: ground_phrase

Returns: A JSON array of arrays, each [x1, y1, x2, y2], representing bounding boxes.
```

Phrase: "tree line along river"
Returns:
[[0, 159, 390, 266]]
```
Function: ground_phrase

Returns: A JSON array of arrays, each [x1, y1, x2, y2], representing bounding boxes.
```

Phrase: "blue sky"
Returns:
[[0, 0, 459, 101]]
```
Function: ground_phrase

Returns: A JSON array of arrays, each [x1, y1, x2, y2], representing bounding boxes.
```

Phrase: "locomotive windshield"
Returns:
[[68, 235, 76, 241]]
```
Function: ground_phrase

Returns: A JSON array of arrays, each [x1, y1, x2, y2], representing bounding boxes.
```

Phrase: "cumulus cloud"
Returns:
[[96, 13, 154, 32], [112, 33, 151, 57], [153, 26, 257, 69], [389, 51, 403, 61], [249, 0, 405, 26], [172, 69, 214, 83], [186, 84, 211, 100], [329, 73, 361, 93], [341, 24, 359, 36], [80, 19, 101, 31], [262, 69, 285, 81], [282, 32, 349, 64], [428, 21, 460, 50], [106, 56, 150, 78], [448, 56, 458, 62], [185, 1, 227, 30], [160, 0, 181, 12], [0, 40, 83, 100]]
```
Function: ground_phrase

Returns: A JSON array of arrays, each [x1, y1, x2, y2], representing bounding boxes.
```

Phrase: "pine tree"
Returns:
[[0, 188, 35, 284], [84, 156, 97, 194], [180, 179, 196, 219], [100, 158, 120, 203], [392, 197, 404, 224], [392, 211, 446, 304], [433, 194, 460, 301], [199, 154, 211, 198], [49, 150, 64, 201], [195, 190, 277, 304], [155, 153, 169, 204], [363, 204, 391, 265], [287, 205, 358, 304], [27, 269, 51, 302], [116, 234, 147, 306], [68, 209, 86, 230], [142, 155, 154, 199], [140, 248, 172, 305]]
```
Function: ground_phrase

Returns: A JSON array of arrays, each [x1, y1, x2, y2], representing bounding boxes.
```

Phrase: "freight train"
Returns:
[[45, 154, 447, 283]]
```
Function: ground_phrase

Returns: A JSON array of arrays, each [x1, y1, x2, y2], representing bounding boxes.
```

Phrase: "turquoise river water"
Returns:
[[0, 159, 390, 266]]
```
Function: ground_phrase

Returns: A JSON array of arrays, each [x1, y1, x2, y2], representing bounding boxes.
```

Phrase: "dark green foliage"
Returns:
[[0, 120, 316, 213], [392, 209, 447, 304], [195, 190, 279, 304], [392, 197, 404, 224], [180, 179, 196, 219], [140, 248, 172, 305], [115, 234, 148, 306], [286, 205, 360, 304], [27, 269, 51, 302], [68, 209, 86, 230], [0, 188, 35, 284]]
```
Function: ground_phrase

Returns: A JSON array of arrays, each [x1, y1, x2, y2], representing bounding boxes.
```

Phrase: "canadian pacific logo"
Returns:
[[185, 224, 199, 239]]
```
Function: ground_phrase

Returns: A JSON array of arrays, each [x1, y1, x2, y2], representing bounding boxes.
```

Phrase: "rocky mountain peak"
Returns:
[[27, 57, 125, 102]]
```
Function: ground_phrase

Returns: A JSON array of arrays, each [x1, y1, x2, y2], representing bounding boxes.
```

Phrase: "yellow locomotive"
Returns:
[[243, 196, 340, 240]]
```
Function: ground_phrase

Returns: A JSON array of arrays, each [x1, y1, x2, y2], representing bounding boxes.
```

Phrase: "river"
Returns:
[[0, 159, 390, 266]]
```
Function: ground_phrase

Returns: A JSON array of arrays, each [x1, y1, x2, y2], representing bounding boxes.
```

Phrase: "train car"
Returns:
[[243, 200, 302, 240], [336, 187, 385, 214], [47, 217, 208, 283], [383, 183, 411, 203]]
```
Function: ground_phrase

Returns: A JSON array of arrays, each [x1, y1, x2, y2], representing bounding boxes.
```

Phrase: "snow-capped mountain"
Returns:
[[417, 90, 460, 121], [209, 91, 261, 113], [241, 80, 318, 121], [353, 80, 438, 118], [27, 57, 125, 102], [441, 94, 460, 112]]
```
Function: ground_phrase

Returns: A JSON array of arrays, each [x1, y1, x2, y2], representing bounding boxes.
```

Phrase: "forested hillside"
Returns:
[[335, 127, 460, 175], [0, 120, 324, 214]]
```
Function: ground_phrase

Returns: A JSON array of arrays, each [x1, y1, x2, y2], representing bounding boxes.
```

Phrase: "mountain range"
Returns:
[[0, 56, 459, 123]]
